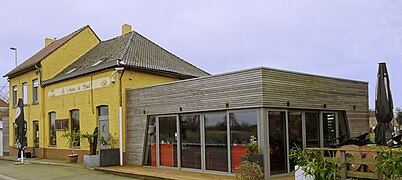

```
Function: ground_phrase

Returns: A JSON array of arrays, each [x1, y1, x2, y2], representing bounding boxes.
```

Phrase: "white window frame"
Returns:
[[22, 82, 27, 105], [32, 79, 38, 103], [12, 85, 17, 107]]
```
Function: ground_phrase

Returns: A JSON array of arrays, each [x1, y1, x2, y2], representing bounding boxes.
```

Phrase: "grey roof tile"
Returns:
[[54, 30, 209, 81]]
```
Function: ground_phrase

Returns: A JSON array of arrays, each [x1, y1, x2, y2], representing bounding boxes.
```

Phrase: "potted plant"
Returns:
[[99, 133, 120, 166], [81, 127, 99, 167], [240, 136, 264, 170], [289, 147, 350, 180], [61, 128, 81, 163]]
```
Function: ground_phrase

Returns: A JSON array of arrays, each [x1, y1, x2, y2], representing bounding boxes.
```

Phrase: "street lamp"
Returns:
[[10, 47, 17, 67]]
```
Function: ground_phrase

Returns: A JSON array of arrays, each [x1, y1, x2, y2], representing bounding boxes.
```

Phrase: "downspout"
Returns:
[[116, 64, 125, 166], [34, 63, 45, 158]]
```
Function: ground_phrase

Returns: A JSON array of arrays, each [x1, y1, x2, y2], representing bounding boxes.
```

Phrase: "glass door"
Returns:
[[180, 114, 201, 169], [204, 112, 228, 172], [268, 111, 287, 175], [288, 112, 302, 171], [305, 112, 320, 148], [157, 116, 178, 167]]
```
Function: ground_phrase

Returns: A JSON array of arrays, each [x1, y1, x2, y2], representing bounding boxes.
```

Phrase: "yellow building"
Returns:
[[4, 24, 209, 163]]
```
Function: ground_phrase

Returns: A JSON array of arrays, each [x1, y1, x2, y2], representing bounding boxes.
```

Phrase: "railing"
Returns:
[[307, 147, 400, 180]]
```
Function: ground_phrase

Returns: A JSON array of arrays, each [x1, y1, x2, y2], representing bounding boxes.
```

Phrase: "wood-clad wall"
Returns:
[[261, 68, 369, 137], [125, 67, 369, 165]]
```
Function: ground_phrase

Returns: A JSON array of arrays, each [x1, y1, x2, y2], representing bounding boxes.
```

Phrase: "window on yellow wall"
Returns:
[[49, 112, 56, 145], [32, 79, 38, 103], [70, 109, 80, 147], [12, 85, 17, 107], [22, 82, 27, 105]]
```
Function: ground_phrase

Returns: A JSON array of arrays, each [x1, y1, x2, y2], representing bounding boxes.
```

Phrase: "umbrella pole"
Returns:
[[20, 150, 24, 163]]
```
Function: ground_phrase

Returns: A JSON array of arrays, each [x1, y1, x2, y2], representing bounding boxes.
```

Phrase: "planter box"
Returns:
[[84, 154, 100, 167], [100, 148, 120, 167], [295, 165, 314, 180], [231, 145, 247, 170], [240, 154, 264, 170]]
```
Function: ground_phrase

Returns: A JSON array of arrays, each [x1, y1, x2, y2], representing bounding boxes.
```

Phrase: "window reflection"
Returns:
[[144, 116, 156, 166], [180, 114, 201, 169], [230, 111, 257, 172], [205, 112, 228, 172], [159, 116, 178, 167], [305, 112, 320, 148], [269, 111, 287, 175]]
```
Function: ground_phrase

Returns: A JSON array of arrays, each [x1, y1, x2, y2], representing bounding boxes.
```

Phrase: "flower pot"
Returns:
[[68, 154, 78, 163]]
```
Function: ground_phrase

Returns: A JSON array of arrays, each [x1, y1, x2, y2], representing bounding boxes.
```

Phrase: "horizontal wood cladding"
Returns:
[[262, 70, 367, 108], [261, 68, 369, 137]]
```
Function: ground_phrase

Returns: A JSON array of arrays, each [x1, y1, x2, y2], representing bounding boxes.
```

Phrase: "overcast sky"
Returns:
[[0, 0, 401, 109]]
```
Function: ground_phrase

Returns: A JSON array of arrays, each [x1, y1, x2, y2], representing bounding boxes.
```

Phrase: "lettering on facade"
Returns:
[[48, 77, 111, 97]]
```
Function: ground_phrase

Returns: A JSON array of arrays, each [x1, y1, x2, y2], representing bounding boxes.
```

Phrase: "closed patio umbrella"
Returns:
[[14, 98, 27, 162], [374, 62, 394, 145]]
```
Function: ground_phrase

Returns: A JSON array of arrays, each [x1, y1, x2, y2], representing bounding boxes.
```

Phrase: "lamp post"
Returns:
[[10, 47, 17, 67]]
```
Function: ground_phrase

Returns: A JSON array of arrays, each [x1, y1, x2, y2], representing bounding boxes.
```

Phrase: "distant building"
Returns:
[[0, 99, 8, 156]]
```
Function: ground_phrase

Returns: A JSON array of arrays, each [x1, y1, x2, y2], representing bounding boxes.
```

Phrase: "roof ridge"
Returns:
[[119, 31, 135, 61], [133, 31, 210, 75], [4, 25, 91, 78]]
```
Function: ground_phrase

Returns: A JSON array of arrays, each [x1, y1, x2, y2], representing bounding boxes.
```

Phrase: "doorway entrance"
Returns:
[[98, 106, 109, 149]]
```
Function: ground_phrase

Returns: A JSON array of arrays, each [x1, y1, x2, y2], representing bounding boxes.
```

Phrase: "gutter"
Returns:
[[42, 60, 118, 86]]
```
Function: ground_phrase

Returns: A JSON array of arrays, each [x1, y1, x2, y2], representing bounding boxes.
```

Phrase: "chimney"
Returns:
[[122, 24, 132, 35], [45, 38, 55, 46]]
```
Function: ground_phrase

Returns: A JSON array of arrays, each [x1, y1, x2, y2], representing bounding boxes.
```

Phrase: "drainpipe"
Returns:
[[115, 66, 125, 166], [34, 63, 45, 158]]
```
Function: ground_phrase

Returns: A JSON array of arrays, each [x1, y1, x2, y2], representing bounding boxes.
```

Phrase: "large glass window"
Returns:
[[32, 79, 38, 103], [305, 112, 320, 148], [12, 85, 17, 107], [230, 111, 257, 171], [158, 116, 178, 167], [70, 110, 80, 146], [180, 114, 201, 169], [288, 112, 302, 171], [269, 111, 287, 175], [323, 113, 336, 147], [49, 112, 56, 145], [205, 112, 228, 172], [22, 82, 27, 105], [144, 116, 157, 166]]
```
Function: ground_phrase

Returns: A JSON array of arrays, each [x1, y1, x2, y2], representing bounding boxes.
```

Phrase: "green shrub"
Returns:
[[234, 161, 263, 180], [289, 147, 350, 180], [376, 147, 402, 180]]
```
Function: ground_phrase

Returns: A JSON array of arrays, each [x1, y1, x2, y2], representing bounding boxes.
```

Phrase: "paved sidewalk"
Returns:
[[0, 156, 294, 180], [0, 155, 82, 168], [95, 165, 236, 180]]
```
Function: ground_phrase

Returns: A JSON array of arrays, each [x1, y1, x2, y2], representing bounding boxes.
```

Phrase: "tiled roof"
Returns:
[[3, 25, 91, 78], [54, 31, 209, 80], [0, 99, 7, 107]]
